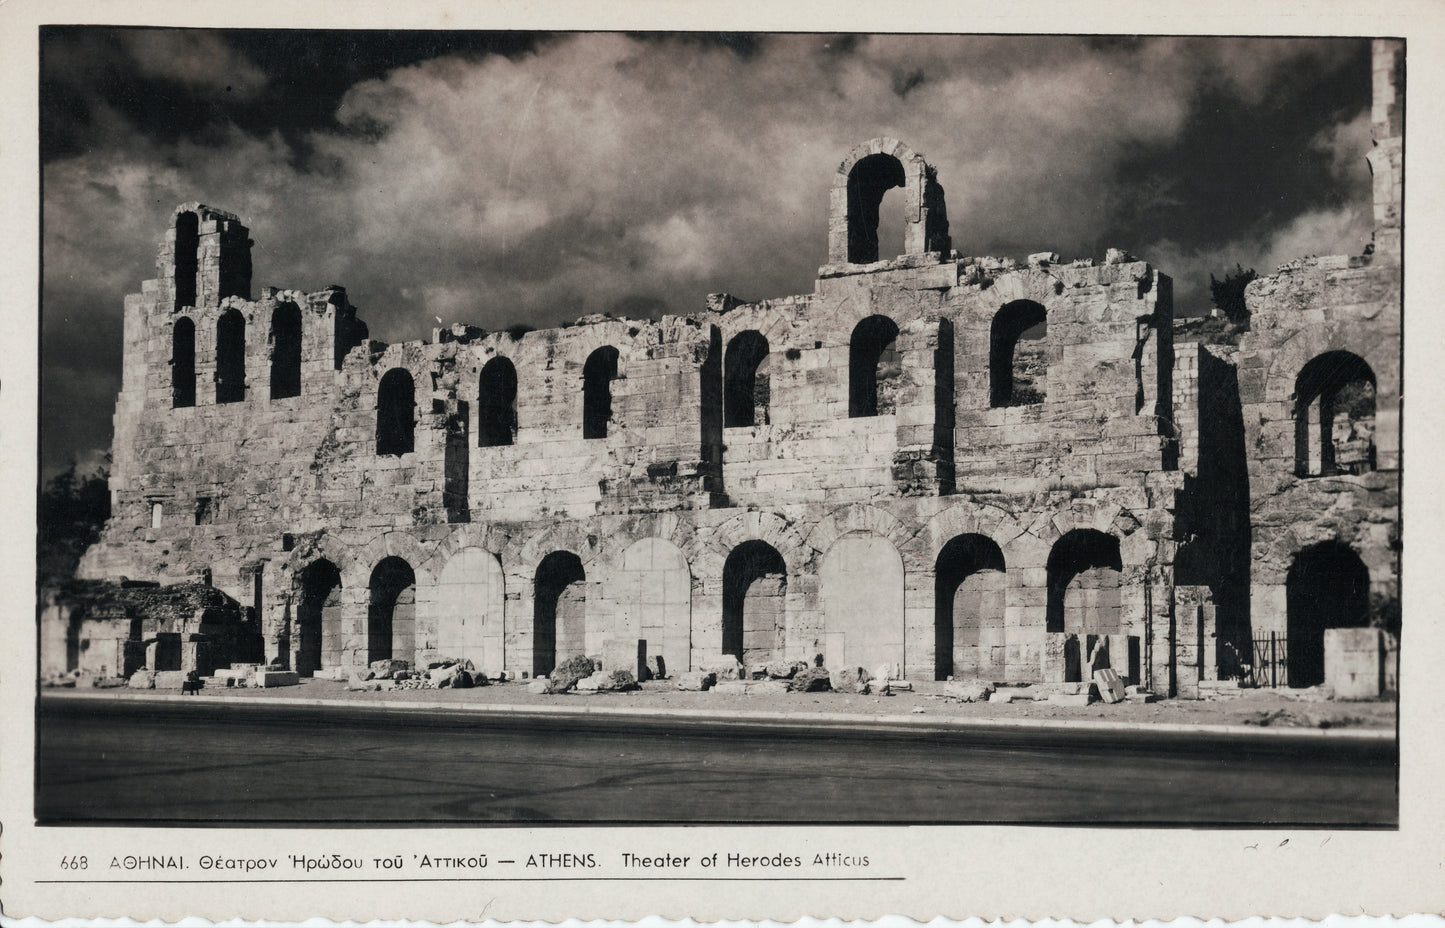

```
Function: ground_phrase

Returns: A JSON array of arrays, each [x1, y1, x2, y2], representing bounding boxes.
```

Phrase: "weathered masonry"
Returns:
[[72, 41, 1402, 696]]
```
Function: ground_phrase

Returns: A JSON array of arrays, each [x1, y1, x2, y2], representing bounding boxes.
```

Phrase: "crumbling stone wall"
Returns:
[[74, 89, 1400, 699], [1167, 39, 1403, 691]]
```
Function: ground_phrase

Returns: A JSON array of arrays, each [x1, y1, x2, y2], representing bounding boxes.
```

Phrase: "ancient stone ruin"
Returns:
[[59, 41, 1402, 699]]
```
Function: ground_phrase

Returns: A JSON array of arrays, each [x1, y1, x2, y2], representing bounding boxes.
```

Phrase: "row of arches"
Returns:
[[287, 526, 1131, 681], [171, 305, 304, 408]]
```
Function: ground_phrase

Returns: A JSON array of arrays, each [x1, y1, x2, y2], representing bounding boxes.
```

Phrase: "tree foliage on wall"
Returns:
[[1209, 263, 1258, 324], [38, 457, 110, 585]]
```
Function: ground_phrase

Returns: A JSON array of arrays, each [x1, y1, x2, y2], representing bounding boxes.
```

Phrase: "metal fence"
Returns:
[[1248, 632, 1290, 688]]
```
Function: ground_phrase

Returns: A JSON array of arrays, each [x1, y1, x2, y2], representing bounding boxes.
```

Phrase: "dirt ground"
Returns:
[[53, 676, 1399, 731]]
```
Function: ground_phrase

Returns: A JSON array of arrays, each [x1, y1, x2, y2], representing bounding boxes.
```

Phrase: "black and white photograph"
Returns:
[[6, 4, 1439, 922]]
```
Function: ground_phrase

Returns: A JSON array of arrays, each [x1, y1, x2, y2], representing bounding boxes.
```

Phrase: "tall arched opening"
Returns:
[[478, 356, 518, 447], [721, 540, 786, 666], [1046, 529, 1123, 635], [367, 556, 416, 665], [376, 368, 415, 455], [724, 331, 770, 427], [846, 153, 906, 264], [174, 211, 199, 309], [295, 559, 342, 676], [436, 547, 504, 671], [820, 532, 906, 671], [1286, 540, 1370, 688], [171, 316, 196, 408], [849, 315, 900, 418], [215, 308, 246, 404], [534, 551, 586, 677], [934, 534, 1007, 680], [583, 346, 619, 439], [1294, 351, 1376, 477], [990, 300, 1048, 407], [269, 303, 303, 399]]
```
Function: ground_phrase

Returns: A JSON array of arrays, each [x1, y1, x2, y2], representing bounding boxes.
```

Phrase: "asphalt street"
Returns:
[[35, 698, 1397, 826]]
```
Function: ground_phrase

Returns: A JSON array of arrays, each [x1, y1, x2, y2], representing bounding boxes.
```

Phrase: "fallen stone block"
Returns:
[[675, 671, 716, 691], [547, 655, 599, 693], [254, 670, 299, 688], [597, 669, 639, 692], [1048, 693, 1092, 707], [711, 680, 750, 695], [1126, 690, 1158, 703], [153, 670, 187, 690], [987, 690, 1015, 703], [885, 680, 913, 692], [829, 666, 872, 694], [765, 659, 805, 679], [990, 686, 1035, 702], [576, 673, 603, 692], [872, 663, 895, 686], [346, 674, 379, 692], [310, 667, 348, 681], [428, 664, 472, 688], [788, 667, 832, 692], [525, 678, 550, 695], [749, 680, 790, 695], [699, 656, 744, 681], [943, 680, 993, 702], [1093, 668, 1127, 704], [369, 658, 410, 679]]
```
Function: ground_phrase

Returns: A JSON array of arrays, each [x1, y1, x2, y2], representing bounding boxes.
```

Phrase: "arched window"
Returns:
[[478, 356, 518, 447], [174, 211, 198, 310], [1294, 351, 1376, 477], [1046, 529, 1123, 635], [376, 368, 415, 456], [171, 316, 196, 408], [849, 315, 900, 417], [215, 309, 246, 404], [583, 346, 619, 439], [724, 331, 770, 427], [846, 153, 906, 263], [269, 303, 302, 399], [990, 300, 1048, 407]]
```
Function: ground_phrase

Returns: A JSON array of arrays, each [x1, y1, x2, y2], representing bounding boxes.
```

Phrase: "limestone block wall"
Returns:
[[1236, 254, 1401, 644], [74, 106, 1407, 700]]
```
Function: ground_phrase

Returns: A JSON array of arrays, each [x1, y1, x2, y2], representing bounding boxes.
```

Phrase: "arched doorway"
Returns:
[[1046, 529, 1123, 635], [934, 534, 1006, 680], [615, 538, 692, 675], [721, 540, 786, 665], [1286, 540, 1370, 688], [820, 532, 905, 671], [295, 559, 342, 676], [367, 557, 415, 665], [534, 551, 586, 676]]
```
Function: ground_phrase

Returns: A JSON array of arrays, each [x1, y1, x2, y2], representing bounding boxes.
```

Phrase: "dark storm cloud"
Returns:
[[39, 30, 1376, 478]]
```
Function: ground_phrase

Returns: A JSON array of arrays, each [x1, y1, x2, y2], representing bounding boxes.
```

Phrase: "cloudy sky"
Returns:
[[39, 29, 1378, 479]]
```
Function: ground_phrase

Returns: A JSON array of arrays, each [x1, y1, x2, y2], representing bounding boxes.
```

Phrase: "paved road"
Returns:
[[35, 698, 1397, 826]]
